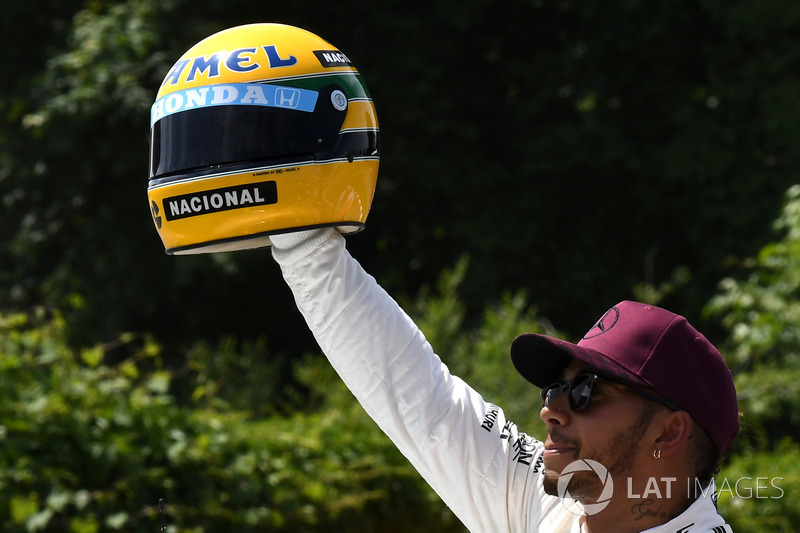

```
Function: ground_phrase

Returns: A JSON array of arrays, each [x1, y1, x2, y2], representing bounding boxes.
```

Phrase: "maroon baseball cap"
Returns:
[[510, 300, 739, 453]]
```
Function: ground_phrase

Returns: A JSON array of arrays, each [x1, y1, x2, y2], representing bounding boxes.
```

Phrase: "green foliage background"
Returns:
[[2, 0, 800, 530]]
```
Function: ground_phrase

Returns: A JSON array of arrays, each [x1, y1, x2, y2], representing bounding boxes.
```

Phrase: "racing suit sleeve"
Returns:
[[270, 228, 567, 532]]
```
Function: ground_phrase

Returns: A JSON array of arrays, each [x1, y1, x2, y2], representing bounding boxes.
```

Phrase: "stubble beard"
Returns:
[[542, 405, 660, 504]]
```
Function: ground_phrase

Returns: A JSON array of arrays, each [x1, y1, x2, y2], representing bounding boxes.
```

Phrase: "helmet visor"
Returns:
[[150, 84, 347, 179]]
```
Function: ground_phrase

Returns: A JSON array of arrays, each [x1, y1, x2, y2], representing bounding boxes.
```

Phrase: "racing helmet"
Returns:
[[148, 23, 379, 254]]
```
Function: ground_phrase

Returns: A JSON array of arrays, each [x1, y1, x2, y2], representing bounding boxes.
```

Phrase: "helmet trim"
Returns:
[[166, 221, 365, 255]]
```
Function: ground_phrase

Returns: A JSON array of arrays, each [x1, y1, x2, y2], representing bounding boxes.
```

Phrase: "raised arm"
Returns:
[[270, 229, 562, 532]]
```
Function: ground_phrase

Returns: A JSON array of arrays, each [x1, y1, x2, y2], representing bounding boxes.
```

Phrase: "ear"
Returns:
[[652, 410, 693, 457]]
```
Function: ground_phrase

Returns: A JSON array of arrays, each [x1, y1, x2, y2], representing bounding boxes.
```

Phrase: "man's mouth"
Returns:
[[543, 442, 576, 457], [544, 431, 579, 458]]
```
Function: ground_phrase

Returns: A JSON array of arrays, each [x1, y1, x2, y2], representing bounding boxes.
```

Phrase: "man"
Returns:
[[270, 227, 739, 532]]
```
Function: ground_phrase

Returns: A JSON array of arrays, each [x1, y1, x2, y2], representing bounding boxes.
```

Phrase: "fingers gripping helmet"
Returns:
[[148, 24, 379, 254]]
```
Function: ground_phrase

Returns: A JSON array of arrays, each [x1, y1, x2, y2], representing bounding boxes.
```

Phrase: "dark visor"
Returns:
[[150, 85, 347, 179]]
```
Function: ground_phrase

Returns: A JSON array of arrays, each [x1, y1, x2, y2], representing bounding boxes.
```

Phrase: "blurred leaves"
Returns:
[[0, 308, 464, 532], [31, 0, 173, 124], [717, 440, 800, 532], [707, 185, 800, 452]]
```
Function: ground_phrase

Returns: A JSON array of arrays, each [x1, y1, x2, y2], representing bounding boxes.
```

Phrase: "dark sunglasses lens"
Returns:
[[541, 383, 564, 407], [541, 385, 554, 406], [569, 374, 595, 410]]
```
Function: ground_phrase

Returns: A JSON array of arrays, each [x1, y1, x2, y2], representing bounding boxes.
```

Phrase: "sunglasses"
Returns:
[[541, 372, 680, 412]]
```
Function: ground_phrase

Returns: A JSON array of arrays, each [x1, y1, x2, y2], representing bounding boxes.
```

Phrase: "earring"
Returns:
[[652, 449, 662, 460]]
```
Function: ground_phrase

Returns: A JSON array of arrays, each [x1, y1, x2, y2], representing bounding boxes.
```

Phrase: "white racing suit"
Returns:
[[271, 229, 733, 533]]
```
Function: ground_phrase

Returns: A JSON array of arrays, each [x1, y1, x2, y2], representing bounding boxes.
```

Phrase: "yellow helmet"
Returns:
[[148, 23, 379, 254]]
